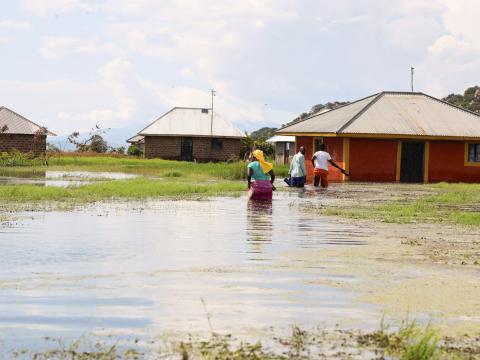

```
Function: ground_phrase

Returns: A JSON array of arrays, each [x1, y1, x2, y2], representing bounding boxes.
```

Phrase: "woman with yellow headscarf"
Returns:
[[247, 149, 276, 201]]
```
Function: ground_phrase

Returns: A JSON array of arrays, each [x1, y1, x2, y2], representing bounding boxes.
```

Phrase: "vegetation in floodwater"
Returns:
[[322, 182, 480, 226], [11, 320, 480, 359], [0, 178, 245, 205]]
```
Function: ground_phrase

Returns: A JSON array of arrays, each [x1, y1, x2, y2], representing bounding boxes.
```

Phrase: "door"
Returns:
[[400, 141, 425, 182], [180, 137, 193, 161]]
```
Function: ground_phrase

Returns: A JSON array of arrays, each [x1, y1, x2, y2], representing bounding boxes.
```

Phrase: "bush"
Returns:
[[127, 145, 143, 157]]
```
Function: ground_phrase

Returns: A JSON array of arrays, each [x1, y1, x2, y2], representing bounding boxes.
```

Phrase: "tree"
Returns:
[[68, 126, 110, 153], [443, 86, 480, 113]]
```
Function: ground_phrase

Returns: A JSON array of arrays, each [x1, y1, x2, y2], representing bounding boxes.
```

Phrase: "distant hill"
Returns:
[[442, 86, 480, 113], [250, 127, 277, 141], [281, 101, 350, 128]]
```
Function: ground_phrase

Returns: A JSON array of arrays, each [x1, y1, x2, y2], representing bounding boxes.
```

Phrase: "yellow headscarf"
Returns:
[[252, 149, 273, 174]]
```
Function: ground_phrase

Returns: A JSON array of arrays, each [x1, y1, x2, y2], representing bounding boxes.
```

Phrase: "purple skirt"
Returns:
[[249, 180, 273, 201]]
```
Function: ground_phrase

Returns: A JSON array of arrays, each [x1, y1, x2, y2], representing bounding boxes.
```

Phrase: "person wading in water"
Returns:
[[284, 146, 307, 187], [247, 149, 276, 200], [311, 143, 349, 187]]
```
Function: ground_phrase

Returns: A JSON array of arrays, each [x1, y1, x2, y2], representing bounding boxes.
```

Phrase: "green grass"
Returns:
[[323, 183, 480, 226], [0, 178, 245, 204]]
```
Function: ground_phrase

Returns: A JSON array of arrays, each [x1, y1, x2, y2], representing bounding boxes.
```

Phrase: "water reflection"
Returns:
[[0, 196, 373, 354], [246, 201, 273, 256]]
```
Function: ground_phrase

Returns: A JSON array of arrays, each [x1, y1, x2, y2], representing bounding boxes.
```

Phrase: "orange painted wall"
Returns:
[[349, 138, 397, 181], [429, 141, 480, 182]]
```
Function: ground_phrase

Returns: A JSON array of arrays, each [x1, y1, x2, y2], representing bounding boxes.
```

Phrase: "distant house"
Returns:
[[126, 135, 145, 153], [134, 107, 246, 161], [266, 135, 295, 165], [0, 106, 55, 155], [277, 91, 480, 183]]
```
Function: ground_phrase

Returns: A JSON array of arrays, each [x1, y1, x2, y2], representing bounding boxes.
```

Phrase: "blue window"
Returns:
[[468, 143, 480, 162]]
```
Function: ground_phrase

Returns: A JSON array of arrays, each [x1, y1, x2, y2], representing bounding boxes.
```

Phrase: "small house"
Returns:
[[0, 106, 55, 155], [277, 91, 480, 183], [266, 135, 295, 164], [135, 107, 246, 161]]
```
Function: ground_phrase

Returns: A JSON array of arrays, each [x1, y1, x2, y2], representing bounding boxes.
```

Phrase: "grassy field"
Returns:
[[0, 155, 288, 206], [323, 182, 480, 226]]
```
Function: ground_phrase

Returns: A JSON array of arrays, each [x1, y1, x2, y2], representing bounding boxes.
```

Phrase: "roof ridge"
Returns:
[[336, 92, 385, 133], [420, 92, 480, 118], [278, 92, 381, 132], [0, 106, 56, 136]]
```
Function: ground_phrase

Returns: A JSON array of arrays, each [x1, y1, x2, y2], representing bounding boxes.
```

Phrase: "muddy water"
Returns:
[[0, 194, 376, 352]]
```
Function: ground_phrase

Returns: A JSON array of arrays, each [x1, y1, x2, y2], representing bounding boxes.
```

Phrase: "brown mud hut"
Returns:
[[277, 91, 480, 183], [135, 107, 246, 161], [0, 106, 55, 155]]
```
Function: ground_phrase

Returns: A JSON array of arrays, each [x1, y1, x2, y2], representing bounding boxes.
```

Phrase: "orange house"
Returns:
[[277, 92, 480, 183]]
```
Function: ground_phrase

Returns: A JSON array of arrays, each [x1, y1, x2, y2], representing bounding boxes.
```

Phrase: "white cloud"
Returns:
[[180, 67, 194, 78], [0, 20, 31, 31], [19, 0, 93, 16], [39, 36, 114, 59]]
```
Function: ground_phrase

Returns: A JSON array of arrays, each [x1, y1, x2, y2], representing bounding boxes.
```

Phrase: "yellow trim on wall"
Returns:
[[342, 138, 350, 181], [395, 141, 402, 182], [279, 132, 480, 141], [424, 141, 430, 183], [464, 141, 480, 167]]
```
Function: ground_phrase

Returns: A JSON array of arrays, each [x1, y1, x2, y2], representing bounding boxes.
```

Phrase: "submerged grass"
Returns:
[[0, 178, 244, 204], [15, 320, 479, 359], [323, 182, 480, 226]]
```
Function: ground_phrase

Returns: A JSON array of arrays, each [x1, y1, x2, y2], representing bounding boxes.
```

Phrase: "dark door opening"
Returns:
[[180, 137, 193, 161], [400, 141, 425, 182]]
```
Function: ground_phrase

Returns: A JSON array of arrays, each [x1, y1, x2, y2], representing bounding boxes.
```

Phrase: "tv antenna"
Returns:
[[410, 67, 415, 92], [210, 89, 216, 136]]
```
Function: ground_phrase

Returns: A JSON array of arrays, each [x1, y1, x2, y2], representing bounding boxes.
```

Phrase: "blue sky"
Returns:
[[1, 0, 479, 147]]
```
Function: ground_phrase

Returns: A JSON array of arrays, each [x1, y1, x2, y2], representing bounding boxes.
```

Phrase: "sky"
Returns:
[[1, 0, 479, 147]]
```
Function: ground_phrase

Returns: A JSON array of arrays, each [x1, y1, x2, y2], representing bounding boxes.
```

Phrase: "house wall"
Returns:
[[349, 138, 398, 181], [429, 140, 480, 182], [274, 142, 295, 164], [192, 137, 241, 162], [144, 136, 181, 159], [144, 136, 241, 161], [0, 134, 46, 155]]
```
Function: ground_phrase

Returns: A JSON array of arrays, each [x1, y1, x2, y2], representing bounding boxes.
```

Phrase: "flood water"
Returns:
[[0, 194, 376, 353], [0, 170, 137, 187]]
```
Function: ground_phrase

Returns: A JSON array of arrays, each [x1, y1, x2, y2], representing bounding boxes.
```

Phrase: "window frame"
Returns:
[[211, 138, 223, 151], [465, 142, 480, 166]]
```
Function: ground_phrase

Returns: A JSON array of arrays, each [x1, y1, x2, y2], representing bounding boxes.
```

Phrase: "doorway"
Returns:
[[400, 141, 425, 182], [180, 137, 193, 161]]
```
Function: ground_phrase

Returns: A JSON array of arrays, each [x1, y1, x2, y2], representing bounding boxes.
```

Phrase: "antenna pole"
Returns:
[[210, 89, 216, 136], [411, 67, 415, 92]]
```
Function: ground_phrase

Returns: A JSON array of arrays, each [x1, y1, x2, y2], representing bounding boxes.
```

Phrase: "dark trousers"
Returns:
[[284, 176, 305, 188]]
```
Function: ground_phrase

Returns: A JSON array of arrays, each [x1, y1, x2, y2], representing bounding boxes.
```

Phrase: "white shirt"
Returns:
[[313, 151, 331, 171]]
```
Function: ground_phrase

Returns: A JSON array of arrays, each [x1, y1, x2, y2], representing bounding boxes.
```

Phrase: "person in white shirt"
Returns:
[[284, 146, 307, 187], [311, 143, 349, 187]]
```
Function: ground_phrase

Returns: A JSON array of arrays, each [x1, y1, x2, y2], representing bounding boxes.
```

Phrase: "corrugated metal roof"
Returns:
[[277, 92, 480, 138], [277, 95, 377, 134], [266, 135, 295, 143], [138, 107, 246, 138], [0, 106, 55, 136], [126, 135, 145, 144]]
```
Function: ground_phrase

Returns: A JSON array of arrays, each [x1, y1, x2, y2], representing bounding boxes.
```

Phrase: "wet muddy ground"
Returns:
[[0, 182, 479, 357]]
